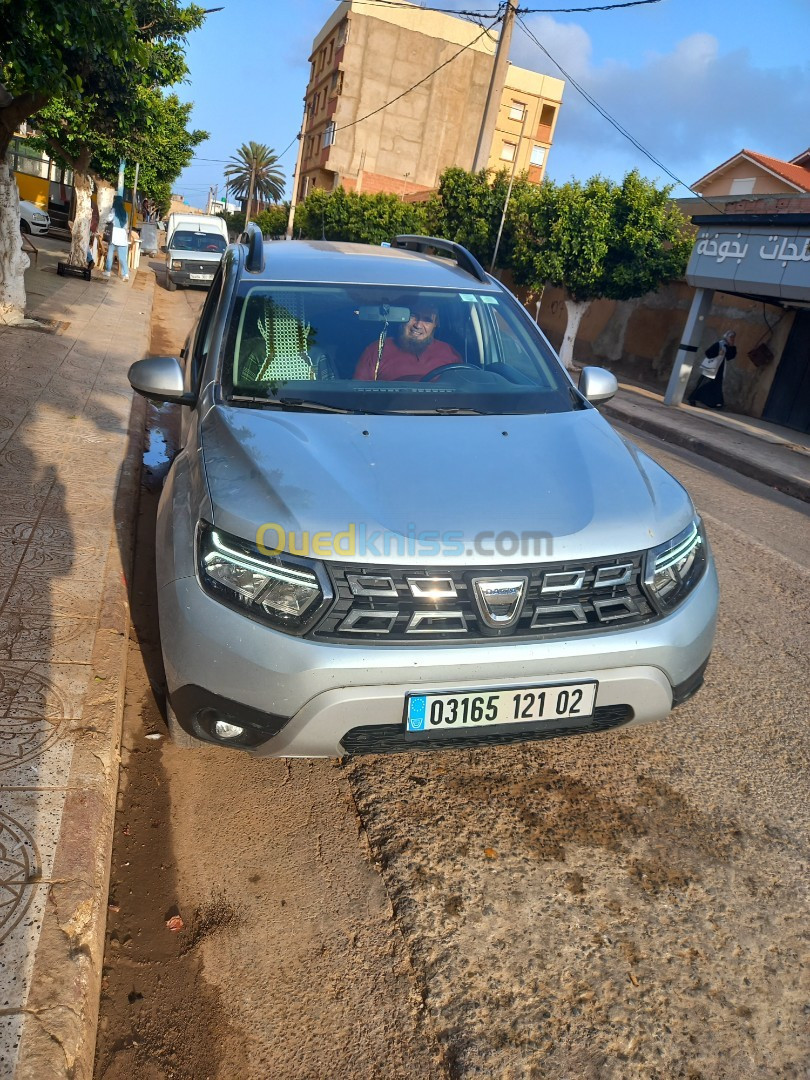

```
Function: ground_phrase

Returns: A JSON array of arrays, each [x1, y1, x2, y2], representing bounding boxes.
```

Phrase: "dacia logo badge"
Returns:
[[472, 577, 527, 629]]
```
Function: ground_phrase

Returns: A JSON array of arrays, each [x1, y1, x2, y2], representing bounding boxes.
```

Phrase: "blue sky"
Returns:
[[173, 0, 810, 207]]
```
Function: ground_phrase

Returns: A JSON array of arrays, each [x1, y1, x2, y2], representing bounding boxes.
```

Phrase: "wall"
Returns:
[[329, 14, 494, 191], [516, 279, 795, 417]]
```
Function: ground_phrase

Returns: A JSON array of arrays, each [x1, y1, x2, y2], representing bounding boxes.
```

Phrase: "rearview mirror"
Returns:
[[578, 366, 618, 405], [128, 356, 194, 405], [355, 305, 410, 323]]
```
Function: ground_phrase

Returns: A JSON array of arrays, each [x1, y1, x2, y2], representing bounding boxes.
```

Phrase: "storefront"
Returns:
[[664, 212, 810, 433]]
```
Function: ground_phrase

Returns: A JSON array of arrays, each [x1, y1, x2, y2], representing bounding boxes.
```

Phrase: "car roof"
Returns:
[[242, 240, 502, 291]]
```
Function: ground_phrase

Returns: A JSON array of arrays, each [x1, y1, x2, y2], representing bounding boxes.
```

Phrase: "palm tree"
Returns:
[[224, 142, 285, 228]]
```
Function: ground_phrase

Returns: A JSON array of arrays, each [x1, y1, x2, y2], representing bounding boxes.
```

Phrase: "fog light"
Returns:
[[213, 719, 245, 740]]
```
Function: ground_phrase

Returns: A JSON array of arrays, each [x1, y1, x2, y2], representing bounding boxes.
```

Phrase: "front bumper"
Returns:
[[166, 266, 216, 288], [159, 562, 718, 757]]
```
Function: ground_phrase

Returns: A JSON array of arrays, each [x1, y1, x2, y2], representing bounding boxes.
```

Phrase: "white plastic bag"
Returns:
[[699, 343, 725, 379]]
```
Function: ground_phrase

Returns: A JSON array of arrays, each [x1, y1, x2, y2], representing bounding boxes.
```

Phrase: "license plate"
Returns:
[[190, 273, 213, 280], [405, 681, 597, 733]]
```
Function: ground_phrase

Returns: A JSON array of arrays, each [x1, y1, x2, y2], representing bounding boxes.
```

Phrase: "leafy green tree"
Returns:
[[511, 170, 691, 368], [427, 166, 533, 268], [254, 205, 289, 238], [0, 0, 142, 321], [295, 187, 427, 245], [30, 1, 206, 265], [224, 142, 285, 227]]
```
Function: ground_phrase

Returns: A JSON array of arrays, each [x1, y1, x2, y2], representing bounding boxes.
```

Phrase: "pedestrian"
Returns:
[[102, 195, 130, 282], [688, 330, 737, 410]]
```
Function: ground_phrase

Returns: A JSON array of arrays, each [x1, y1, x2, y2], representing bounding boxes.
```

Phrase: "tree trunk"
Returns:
[[245, 165, 256, 231], [95, 178, 115, 225], [70, 170, 94, 266], [0, 162, 30, 326], [558, 298, 591, 371]]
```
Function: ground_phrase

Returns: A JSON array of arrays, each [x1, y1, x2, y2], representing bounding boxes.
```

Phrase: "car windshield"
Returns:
[[222, 284, 579, 416], [172, 230, 227, 253]]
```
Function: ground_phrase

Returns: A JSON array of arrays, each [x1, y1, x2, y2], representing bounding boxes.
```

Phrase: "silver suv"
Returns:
[[128, 229, 718, 756]]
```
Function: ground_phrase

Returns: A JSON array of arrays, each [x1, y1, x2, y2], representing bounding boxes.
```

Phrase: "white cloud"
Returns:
[[511, 17, 810, 188]]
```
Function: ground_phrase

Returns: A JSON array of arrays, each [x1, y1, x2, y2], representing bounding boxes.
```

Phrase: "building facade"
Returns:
[[485, 66, 562, 184], [663, 149, 810, 434], [298, 0, 563, 200]]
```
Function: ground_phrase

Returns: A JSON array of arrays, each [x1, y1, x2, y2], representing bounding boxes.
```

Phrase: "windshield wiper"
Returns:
[[229, 395, 356, 414]]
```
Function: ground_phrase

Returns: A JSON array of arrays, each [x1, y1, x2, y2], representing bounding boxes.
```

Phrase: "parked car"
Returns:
[[163, 212, 229, 292], [19, 199, 50, 235], [127, 228, 718, 756]]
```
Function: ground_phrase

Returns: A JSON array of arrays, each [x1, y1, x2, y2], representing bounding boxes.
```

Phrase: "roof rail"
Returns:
[[240, 221, 265, 273], [391, 234, 489, 284]]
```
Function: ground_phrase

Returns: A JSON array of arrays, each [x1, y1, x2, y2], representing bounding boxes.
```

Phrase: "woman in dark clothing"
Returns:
[[688, 330, 737, 409]]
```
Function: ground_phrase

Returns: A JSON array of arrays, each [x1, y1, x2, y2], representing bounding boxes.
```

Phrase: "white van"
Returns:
[[164, 213, 229, 292]]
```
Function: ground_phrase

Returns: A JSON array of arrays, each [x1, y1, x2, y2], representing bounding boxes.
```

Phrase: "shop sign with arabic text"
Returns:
[[686, 225, 810, 301]]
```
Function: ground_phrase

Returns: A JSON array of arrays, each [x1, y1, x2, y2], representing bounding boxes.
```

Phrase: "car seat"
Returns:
[[237, 295, 334, 383]]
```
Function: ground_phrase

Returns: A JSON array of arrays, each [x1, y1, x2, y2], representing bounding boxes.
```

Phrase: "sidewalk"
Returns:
[[1, 244, 808, 1080], [0, 237, 152, 1080], [602, 381, 810, 504]]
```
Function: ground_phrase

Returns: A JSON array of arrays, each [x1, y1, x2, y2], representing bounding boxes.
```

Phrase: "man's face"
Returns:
[[399, 309, 438, 352]]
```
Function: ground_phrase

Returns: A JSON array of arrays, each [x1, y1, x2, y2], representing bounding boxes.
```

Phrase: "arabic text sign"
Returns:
[[686, 226, 810, 301]]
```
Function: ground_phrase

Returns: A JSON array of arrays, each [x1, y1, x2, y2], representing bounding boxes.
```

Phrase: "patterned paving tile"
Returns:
[[0, 613, 97, 664]]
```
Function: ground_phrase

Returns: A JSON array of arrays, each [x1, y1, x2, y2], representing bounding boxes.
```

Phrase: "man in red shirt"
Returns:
[[353, 304, 461, 381]]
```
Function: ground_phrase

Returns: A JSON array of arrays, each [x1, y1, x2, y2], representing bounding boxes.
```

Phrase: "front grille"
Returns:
[[340, 704, 633, 754], [310, 554, 656, 643], [176, 260, 216, 275]]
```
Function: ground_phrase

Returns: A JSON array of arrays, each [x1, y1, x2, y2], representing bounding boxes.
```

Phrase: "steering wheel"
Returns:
[[420, 363, 471, 382]]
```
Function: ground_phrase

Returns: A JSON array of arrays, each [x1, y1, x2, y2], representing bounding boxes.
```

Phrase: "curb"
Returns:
[[14, 292, 151, 1079], [603, 403, 810, 505]]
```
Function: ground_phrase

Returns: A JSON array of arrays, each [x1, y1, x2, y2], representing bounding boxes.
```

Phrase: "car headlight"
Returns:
[[171, 259, 183, 269], [33, 213, 48, 223], [197, 523, 328, 633], [644, 518, 707, 613]]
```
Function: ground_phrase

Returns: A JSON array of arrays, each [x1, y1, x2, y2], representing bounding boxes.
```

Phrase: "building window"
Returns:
[[11, 139, 49, 179], [500, 141, 517, 162], [730, 177, 756, 195], [330, 70, 343, 95], [509, 101, 526, 121], [337, 19, 349, 47], [323, 122, 336, 149], [530, 145, 546, 167], [537, 103, 556, 140]]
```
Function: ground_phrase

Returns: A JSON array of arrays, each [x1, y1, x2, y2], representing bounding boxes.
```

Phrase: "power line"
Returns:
[[515, 13, 727, 212], [331, 0, 663, 13]]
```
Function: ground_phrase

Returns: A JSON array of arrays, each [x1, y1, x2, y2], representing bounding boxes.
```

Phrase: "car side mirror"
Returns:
[[578, 366, 618, 404], [128, 356, 195, 405]]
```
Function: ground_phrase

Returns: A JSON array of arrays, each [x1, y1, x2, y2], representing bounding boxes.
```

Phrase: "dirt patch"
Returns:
[[94, 637, 250, 1079]]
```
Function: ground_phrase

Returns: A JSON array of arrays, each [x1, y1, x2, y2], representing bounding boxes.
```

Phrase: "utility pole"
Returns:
[[286, 100, 310, 240], [472, 0, 519, 174], [245, 161, 256, 231], [490, 104, 527, 274]]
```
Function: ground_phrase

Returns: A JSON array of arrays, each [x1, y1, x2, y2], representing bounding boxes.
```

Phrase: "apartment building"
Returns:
[[487, 66, 562, 184], [298, 0, 564, 200]]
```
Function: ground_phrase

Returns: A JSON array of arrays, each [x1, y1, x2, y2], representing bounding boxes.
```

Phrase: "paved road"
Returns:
[[95, 280, 810, 1079]]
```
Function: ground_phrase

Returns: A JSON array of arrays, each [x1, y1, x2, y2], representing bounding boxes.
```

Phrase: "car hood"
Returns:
[[200, 405, 693, 564]]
